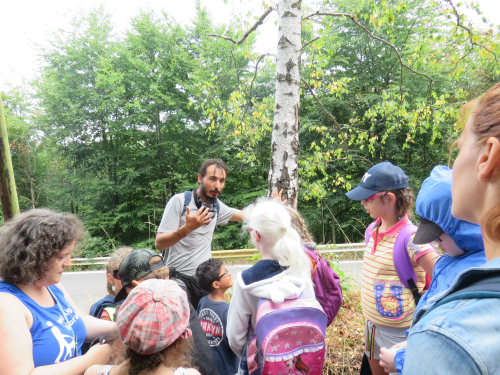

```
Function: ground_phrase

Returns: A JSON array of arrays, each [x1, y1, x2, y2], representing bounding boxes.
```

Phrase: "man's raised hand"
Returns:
[[184, 206, 213, 232]]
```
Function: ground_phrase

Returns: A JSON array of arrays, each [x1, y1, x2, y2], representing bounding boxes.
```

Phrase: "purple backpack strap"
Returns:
[[393, 223, 418, 289]]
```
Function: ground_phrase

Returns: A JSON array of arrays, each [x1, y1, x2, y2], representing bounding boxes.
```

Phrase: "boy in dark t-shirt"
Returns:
[[196, 259, 239, 375]]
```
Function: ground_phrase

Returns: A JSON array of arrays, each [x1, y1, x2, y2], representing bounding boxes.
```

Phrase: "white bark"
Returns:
[[268, 0, 302, 208]]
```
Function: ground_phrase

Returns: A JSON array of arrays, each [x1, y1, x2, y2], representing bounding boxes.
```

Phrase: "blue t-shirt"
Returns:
[[197, 296, 239, 375], [0, 281, 86, 367]]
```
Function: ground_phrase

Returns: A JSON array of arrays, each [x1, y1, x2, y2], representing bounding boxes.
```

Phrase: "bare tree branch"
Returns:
[[444, 0, 499, 65], [303, 12, 435, 84], [302, 37, 320, 50], [300, 77, 349, 155], [230, 47, 240, 82], [209, 6, 275, 45], [238, 54, 269, 131]]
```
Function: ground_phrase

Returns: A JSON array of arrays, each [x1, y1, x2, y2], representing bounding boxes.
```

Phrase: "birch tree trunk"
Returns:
[[268, 0, 302, 208]]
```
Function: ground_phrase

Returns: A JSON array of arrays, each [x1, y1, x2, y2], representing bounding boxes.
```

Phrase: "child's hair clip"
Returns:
[[398, 217, 402, 220]]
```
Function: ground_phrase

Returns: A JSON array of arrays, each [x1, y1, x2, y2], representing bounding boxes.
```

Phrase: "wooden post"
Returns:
[[0, 94, 20, 220]]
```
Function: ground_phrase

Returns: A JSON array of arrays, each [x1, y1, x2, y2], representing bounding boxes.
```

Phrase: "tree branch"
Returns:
[[302, 37, 319, 50], [303, 12, 435, 84], [300, 77, 349, 155], [230, 47, 240, 82], [444, 0, 499, 65], [209, 6, 275, 45], [238, 55, 268, 131]]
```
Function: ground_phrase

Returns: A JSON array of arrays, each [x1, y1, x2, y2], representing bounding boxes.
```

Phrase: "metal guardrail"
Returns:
[[71, 242, 366, 266]]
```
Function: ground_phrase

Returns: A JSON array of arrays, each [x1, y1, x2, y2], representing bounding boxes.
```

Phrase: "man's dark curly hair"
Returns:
[[0, 208, 85, 285], [198, 159, 228, 179], [196, 258, 224, 293]]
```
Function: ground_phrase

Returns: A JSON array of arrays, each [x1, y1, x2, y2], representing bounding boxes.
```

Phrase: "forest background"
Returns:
[[2, 0, 500, 258]]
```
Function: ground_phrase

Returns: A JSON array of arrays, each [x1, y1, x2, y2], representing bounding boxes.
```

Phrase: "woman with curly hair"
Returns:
[[0, 209, 114, 375], [85, 279, 200, 375]]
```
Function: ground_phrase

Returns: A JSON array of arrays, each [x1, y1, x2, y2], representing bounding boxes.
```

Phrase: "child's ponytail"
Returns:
[[272, 225, 309, 276], [384, 187, 414, 220], [244, 199, 311, 279]]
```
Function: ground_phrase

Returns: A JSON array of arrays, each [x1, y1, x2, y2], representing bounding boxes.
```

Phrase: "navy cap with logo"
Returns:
[[114, 248, 166, 303], [345, 161, 409, 201]]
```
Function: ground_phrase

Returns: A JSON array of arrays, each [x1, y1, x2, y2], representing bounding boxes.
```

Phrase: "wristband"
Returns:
[[176, 228, 187, 238]]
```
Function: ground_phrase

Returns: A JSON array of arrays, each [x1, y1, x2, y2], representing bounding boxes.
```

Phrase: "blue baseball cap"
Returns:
[[345, 161, 409, 201]]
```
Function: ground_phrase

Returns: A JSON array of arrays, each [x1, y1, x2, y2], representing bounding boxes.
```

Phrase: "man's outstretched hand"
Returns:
[[182, 206, 213, 233], [271, 188, 288, 204]]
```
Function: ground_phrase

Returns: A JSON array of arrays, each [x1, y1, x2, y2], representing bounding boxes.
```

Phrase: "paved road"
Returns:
[[61, 261, 362, 313]]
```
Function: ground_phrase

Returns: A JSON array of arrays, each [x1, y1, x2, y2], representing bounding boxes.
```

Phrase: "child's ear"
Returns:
[[386, 192, 396, 206], [106, 272, 115, 285], [212, 280, 220, 290]]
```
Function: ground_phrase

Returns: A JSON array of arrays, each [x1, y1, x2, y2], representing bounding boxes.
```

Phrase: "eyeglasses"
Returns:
[[112, 269, 120, 280], [364, 192, 387, 203], [217, 270, 230, 280]]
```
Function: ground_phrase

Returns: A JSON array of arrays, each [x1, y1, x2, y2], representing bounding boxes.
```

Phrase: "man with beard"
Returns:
[[155, 159, 244, 308]]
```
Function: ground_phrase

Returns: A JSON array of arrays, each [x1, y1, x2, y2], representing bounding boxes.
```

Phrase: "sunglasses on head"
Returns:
[[364, 192, 387, 203]]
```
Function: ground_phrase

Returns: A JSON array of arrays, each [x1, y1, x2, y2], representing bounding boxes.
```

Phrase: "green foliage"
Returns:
[[3, 0, 500, 256], [77, 237, 116, 258]]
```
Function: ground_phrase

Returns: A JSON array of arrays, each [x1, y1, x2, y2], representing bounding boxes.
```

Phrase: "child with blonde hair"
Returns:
[[227, 199, 323, 374]]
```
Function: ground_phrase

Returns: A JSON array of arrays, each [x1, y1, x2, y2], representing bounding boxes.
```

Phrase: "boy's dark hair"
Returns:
[[196, 258, 224, 293], [198, 159, 228, 179]]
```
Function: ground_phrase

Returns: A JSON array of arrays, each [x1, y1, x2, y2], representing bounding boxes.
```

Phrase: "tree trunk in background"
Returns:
[[0, 94, 20, 220], [268, 0, 301, 208]]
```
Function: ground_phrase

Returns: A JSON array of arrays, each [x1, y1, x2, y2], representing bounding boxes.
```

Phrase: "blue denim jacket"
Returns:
[[403, 257, 500, 375], [394, 166, 486, 374], [394, 249, 486, 374]]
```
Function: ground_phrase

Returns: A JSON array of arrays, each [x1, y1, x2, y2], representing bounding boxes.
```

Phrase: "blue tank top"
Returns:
[[0, 281, 87, 367]]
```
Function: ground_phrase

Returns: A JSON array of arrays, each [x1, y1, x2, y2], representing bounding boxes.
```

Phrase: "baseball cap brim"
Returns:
[[414, 217, 444, 244], [114, 285, 130, 303], [345, 185, 379, 201]]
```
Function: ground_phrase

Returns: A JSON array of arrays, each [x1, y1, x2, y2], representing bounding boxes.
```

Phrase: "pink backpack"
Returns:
[[247, 290, 327, 375]]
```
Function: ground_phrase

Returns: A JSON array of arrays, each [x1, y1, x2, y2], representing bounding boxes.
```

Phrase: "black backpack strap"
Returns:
[[407, 279, 422, 306], [214, 199, 220, 231], [181, 190, 192, 216], [418, 274, 500, 324]]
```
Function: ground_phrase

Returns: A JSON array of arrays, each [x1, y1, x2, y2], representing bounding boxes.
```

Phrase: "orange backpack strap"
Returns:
[[306, 251, 318, 280]]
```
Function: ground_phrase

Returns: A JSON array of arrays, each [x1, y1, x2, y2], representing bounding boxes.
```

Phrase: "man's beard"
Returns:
[[199, 182, 220, 203]]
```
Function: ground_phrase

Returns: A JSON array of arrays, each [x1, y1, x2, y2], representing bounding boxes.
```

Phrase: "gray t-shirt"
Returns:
[[157, 192, 236, 280]]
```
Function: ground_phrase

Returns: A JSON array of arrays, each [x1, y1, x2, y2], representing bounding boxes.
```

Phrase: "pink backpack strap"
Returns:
[[365, 222, 378, 246]]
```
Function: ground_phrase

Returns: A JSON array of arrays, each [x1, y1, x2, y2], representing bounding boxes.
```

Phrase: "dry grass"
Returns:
[[323, 287, 365, 375]]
